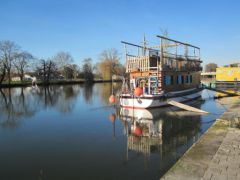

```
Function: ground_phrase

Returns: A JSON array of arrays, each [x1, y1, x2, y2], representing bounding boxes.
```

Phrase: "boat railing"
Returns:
[[126, 55, 202, 72], [126, 56, 151, 72], [162, 53, 201, 62], [162, 64, 202, 72]]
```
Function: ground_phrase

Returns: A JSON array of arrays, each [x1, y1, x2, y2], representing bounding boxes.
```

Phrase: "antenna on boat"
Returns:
[[142, 34, 147, 56]]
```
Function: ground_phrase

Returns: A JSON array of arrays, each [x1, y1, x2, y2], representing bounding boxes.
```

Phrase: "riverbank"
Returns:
[[161, 96, 240, 180], [0, 79, 119, 88], [201, 79, 240, 88]]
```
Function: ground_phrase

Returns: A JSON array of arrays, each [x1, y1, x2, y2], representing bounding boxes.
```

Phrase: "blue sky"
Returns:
[[0, 0, 239, 66]]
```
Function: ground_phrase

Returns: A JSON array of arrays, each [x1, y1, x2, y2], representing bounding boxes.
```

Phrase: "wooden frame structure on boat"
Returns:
[[121, 35, 202, 93]]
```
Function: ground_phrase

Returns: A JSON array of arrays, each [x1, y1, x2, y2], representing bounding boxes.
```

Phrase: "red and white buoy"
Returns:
[[108, 113, 116, 123], [134, 87, 143, 97], [133, 126, 143, 136], [109, 94, 116, 104]]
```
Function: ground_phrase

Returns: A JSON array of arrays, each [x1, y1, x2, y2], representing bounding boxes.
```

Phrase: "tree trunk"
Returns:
[[20, 68, 24, 83], [0, 89, 8, 108], [0, 68, 6, 84], [43, 62, 46, 83], [20, 76, 23, 83], [7, 69, 11, 85]]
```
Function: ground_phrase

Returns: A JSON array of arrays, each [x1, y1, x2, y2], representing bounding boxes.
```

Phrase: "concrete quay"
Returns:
[[161, 96, 240, 180]]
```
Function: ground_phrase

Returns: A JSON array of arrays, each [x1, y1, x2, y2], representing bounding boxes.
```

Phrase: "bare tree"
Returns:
[[0, 60, 6, 84], [64, 64, 80, 79], [13, 51, 33, 82], [52, 51, 73, 79], [160, 28, 169, 54], [71, 64, 80, 79], [205, 63, 218, 72], [160, 28, 169, 37], [36, 59, 58, 83], [0, 41, 19, 84], [82, 58, 94, 82], [98, 49, 125, 80]]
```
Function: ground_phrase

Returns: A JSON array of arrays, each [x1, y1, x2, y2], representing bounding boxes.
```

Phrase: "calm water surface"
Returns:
[[0, 83, 228, 180]]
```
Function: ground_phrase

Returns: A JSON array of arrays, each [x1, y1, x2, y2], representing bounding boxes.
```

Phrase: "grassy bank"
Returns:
[[0, 79, 119, 88]]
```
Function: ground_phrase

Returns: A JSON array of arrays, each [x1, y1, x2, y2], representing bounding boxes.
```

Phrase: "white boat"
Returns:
[[120, 87, 202, 109], [119, 35, 203, 109]]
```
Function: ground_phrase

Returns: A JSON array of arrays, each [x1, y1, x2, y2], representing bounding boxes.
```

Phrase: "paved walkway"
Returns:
[[161, 97, 240, 180], [202, 129, 240, 180]]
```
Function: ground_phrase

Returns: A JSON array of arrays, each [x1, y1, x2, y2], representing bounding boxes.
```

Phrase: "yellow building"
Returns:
[[216, 63, 240, 82]]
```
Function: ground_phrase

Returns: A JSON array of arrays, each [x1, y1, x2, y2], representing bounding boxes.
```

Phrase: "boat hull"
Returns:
[[120, 88, 202, 109]]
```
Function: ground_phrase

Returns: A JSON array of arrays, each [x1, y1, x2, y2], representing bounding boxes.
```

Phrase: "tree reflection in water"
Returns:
[[0, 85, 81, 128], [95, 82, 122, 105], [0, 88, 37, 128], [0, 83, 123, 129], [82, 83, 93, 104]]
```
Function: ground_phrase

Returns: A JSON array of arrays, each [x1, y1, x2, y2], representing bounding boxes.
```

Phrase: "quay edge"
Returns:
[[160, 97, 240, 180]]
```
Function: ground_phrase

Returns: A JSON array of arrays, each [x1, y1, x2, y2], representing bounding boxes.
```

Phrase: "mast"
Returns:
[[143, 34, 147, 56]]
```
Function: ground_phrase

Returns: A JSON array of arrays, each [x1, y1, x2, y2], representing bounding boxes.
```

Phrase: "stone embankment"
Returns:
[[161, 96, 240, 180]]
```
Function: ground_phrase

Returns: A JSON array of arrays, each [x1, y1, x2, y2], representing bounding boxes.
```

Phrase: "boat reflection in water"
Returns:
[[118, 101, 202, 172], [120, 107, 163, 156]]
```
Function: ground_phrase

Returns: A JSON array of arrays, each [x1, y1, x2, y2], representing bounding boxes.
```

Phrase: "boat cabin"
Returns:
[[122, 36, 202, 94]]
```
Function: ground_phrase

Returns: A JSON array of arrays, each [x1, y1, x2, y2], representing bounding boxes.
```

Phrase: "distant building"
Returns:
[[201, 72, 216, 80], [216, 63, 240, 82], [23, 74, 33, 81], [11, 74, 34, 82], [11, 76, 21, 81]]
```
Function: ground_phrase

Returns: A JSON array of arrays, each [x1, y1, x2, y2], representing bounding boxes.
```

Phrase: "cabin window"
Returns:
[[164, 75, 172, 85], [186, 75, 189, 83], [181, 75, 184, 84], [186, 75, 192, 83], [171, 75, 174, 84], [149, 57, 158, 70], [177, 75, 182, 84]]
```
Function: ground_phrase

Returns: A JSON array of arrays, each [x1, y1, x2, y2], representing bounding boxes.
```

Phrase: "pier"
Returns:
[[204, 86, 240, 97], [161, 96, 240, 180]]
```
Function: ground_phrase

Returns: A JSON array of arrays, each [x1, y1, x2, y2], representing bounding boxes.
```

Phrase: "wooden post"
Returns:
[[124, 44, 127, 72], [160, 37, 164, 69], [185, 45, 188, 59], [198, 49, 201, 61]]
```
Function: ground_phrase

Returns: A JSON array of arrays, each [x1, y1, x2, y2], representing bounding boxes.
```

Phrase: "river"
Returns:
[[0, 83, 228, 180]]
